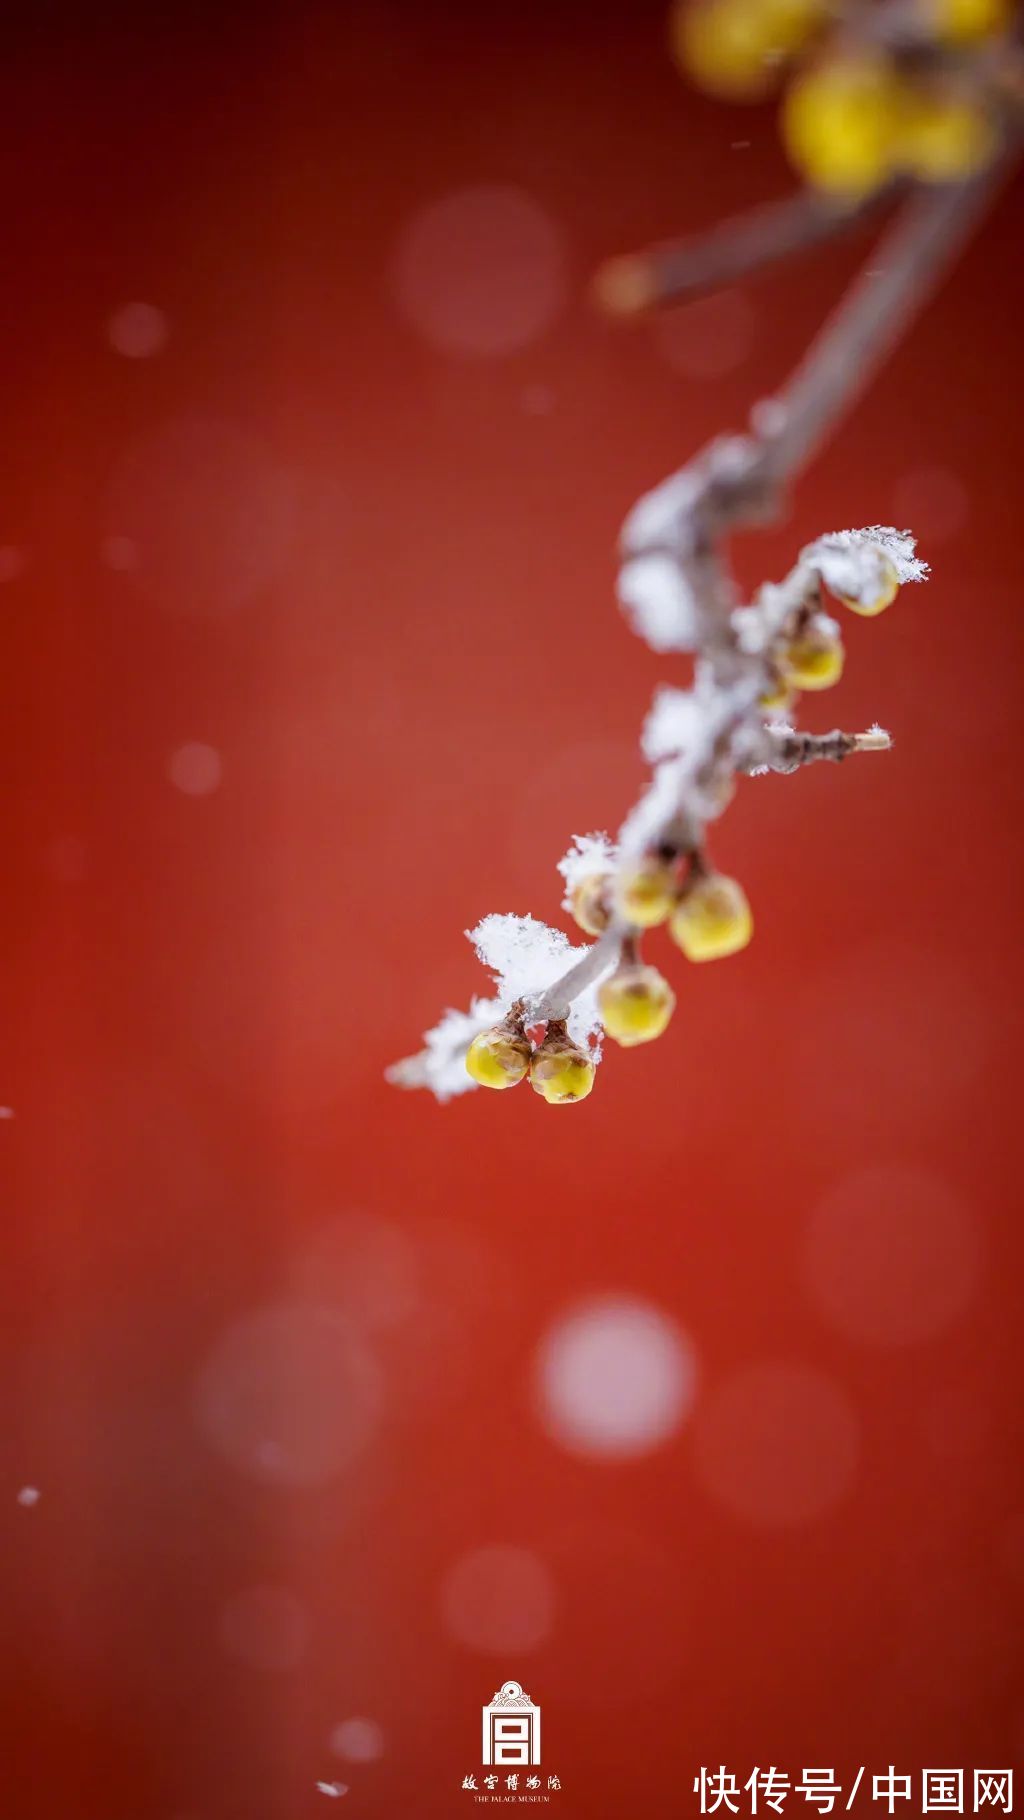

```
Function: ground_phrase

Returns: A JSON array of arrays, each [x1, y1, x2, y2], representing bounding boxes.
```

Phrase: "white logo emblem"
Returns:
[[482, 1680, 541, 1767]]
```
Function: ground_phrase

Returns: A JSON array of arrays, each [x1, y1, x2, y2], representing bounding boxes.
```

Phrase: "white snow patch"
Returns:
[[641, 686, 703, 764], [386, 998, 501, 1101], [618, 553, 700, 652], [620, 465, 701, 552], [469, 913, 608, 1052], [557, 833, 616, 909], [808, 526, 927, 604]]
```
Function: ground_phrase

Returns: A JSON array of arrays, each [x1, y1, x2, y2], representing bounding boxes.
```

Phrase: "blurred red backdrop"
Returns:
[[2, 3, 1023, 1817]]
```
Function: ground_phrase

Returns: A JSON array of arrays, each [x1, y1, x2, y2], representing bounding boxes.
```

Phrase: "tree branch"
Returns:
[[594, 183, 898, 314], [392, 154, 1016, 1100], [753, 160, 1013, 489], [748, 725, 892, 774]]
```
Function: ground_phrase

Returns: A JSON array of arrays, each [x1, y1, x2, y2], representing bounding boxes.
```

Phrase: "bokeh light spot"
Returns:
[[802, 1165, 982, 1347], [105, 416, 294, 617], [167, 742, 223, 797], [102, 535, 140, 572], [891, 465, 968, 545], [195, 1303, 383, 1486], [107, 301, 169, 359], [289, 1210, 420, 1334], [535, 1295, 696, 1459], [391, 185, 568, 357], [693, 1362, 859, 1526], [329, 1717, 385, 1763], [43, 835, 87, 883], [0, 545, 27, 582], [440, 1544, 554, 1654]]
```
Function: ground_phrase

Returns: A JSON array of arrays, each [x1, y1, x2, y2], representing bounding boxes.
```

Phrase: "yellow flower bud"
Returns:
[[835, 549, 900, 617], [570, 873, 612, 937], [781, 628, 844, 690], [924, 0, 1010, 43], [896, 88, 997, 183], [616, 855, 679, 928], [465, 1020, 531, 1090], [598, 964, 676, 1048], [673, 0, 826, 99], [530, 1025, 596, 1104], [782, 57, 902, 196], [670, 873, 753, 962], [759, 676, 795, 713]]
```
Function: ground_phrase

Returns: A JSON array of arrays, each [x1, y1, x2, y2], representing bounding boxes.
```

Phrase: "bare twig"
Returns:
[[594, 183, 897, 314], [748, 725, 892, 774], [754, 158, 1014, 487]]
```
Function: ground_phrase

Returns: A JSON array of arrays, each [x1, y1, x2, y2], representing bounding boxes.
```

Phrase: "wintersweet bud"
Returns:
[[896, 88, 998, 184], [673, 0, 826, 99], [670, 872, 753, 962], [782, 58, 902, 196], [598, 963, 677, 1047], [759, 676, 796, 712], [570, 872, 613, 937], [834, 549, 900, 617], [529, 1023, 596, 1104], [616, 855, 679, 927], [925, 0, 1010, 42], [465, 1017, 531, 1090], [781, 624, 845, 690]]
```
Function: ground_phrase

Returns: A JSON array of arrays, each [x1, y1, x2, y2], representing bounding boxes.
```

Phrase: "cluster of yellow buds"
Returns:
[[466, 1008, 597, 1104], [464, 855, 755, 1102], [671, 0, 1013, 197], [759, 541, 901, 716], [579, 859, 752, 1051], [569, 853, 754, 968], [456, 533, 907, 1106]]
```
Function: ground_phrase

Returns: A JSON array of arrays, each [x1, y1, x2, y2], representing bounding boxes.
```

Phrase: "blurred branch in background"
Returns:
[[594, 186, 898, 312]]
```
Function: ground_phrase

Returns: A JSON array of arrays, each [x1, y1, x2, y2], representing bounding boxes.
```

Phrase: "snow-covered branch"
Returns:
[[389, 67, 1014, 1103], [389, 510, 925, 1103]]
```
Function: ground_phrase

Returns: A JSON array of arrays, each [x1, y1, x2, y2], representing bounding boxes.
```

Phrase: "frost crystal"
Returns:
[[808, 526, 928, 604]]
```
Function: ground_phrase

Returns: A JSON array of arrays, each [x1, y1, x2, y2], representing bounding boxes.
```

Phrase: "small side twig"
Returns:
[[594, 183, 898, 314], [748, 725, 892, 775]]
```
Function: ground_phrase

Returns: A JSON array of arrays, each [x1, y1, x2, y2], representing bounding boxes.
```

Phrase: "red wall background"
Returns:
[[2, 3, 1023, 1817]]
